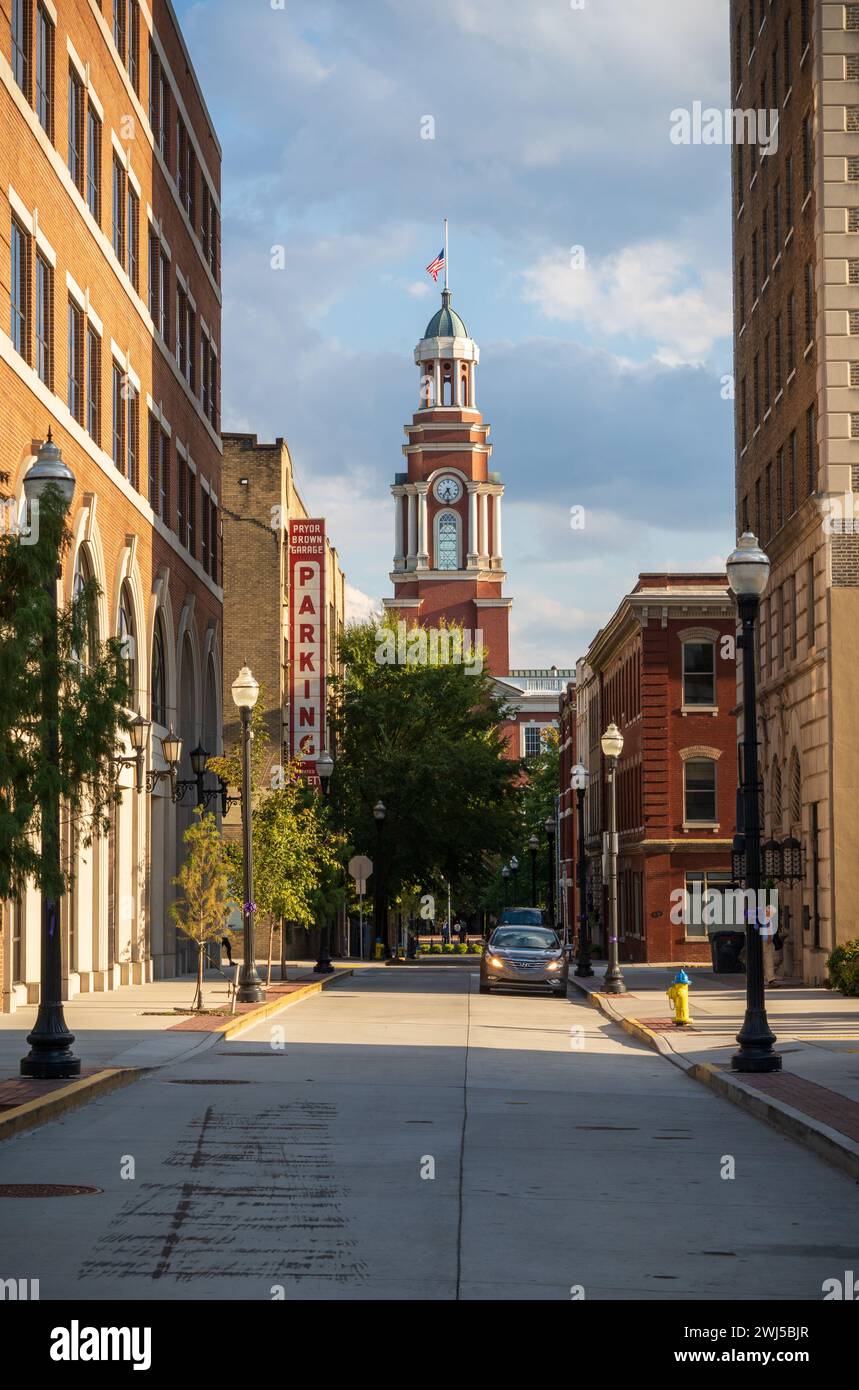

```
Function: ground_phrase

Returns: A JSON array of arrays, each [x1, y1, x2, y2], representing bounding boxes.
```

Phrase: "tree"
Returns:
[[0, 486, 130, 900], [329, 616, 521, 944], [170, 809, 232, 1010], [208, 708, 345, 950]]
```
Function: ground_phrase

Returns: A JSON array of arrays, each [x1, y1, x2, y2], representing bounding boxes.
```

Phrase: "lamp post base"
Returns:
[[602, 965, 626, 994], [574, 953, 594, 978], [236, 967, 265, 1005], [21, 1010, 81, 1079], [731, 1048, 782, 1073]]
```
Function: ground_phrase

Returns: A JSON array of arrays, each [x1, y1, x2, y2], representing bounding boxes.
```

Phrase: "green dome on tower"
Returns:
[[423, 289, 468, 340]]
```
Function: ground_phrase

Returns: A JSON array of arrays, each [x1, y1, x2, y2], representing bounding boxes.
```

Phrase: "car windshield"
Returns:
[[499, 908, 545, 925], [490, 928, 559, 952]]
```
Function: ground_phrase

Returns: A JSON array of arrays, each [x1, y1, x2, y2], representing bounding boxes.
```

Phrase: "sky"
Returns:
[[173, 0, 735, 666]]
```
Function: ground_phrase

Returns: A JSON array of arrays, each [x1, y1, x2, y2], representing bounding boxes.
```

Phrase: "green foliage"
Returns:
[[827, 939, 859, 996], [0, 485, 130, 899], [329, 616, 520, 912], [170, 809, 232, 1009], [209, 715, 345, 931]]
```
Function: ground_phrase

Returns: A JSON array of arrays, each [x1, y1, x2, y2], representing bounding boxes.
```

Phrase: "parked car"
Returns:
[[479, 919, 568, 997]]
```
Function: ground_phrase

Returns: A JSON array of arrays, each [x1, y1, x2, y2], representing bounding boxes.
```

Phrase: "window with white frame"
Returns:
[[682, 641, 716, 706], [683, 872, 735, 937], [524, 725, 543, 760], [684, 758, 718, 824], [435, 510, 459, 570]]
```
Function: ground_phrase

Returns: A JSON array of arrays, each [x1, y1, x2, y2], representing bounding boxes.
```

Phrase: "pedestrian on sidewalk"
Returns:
[[441, 918, 451, 945], [221, 935, 233, 967], [458, 918, 468, 946]]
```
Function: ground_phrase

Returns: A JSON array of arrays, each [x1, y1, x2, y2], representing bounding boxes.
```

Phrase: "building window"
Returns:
[[151, 616, 167, 725], [112, 364, 126, 472], [68, 67, 84, 189], [738, 257, 746, 322], [127, 185, 139, 290], [159, 428, 169, 523], [806, 558, 815, 646], [804, 263, 814, 345], [176, 454, 186, 547], [209, 500, 218, 582], [11, 0, 31, 98], [806, 402, 816, 493], [86, 104, 101, 221], [752, 230, 759, 299], [67, 299, 83, 420], [119, 582, 136, 701], [684, 759, 717, 824], [436, 510, 460, 570], [789, 429, 798, 515], [188, 469, 196, 558], [784, 13, 792, 87], [86, 326, 100, 443], [682, 642, 716, 706], [10, 218, 29, 360], [776, 445, 784, 531], [201, 489, 209, 572], [128, 1, 140, 87], [524, 726, 543, 760], [127, 386, 139, 491], [35, 2, 54, 138], [35, 251, 52, 386], [112, 157, 125, 264], [802, 115, 812, 197], [158, 248, 170, 342], [683, 872, 734, 938], [774, 313, 783, 393]]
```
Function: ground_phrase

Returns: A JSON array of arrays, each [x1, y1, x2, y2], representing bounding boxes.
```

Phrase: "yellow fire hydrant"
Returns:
[[666, 969, 692, 1027]]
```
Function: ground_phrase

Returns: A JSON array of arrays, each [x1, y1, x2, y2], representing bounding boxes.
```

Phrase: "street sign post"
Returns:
[[348, 856, 373, 960]]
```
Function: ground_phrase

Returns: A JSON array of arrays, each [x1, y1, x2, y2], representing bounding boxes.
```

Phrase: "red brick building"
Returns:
[[575, 575, 737, 964], [1, 0, 222, 1008], [558, 680, 577, 941]]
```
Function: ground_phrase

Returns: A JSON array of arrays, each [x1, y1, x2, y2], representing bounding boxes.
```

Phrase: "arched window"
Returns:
[[72, 548, 97, 666], [789, 748, 802, 825], [442, 362, 452, 406], [684, 758, 717, 824], [119, 583, 136, 704], [151, 615, 167, 726], [436, 511, 460, 570], [772, 761, 783, 831], [420, 373, 433, 408], [460, 371, 468, 407]]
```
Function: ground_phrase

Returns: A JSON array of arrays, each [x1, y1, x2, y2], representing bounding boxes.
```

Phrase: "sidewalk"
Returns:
[[571, 963, 859, 1180], [0, 961, 357, 1140]]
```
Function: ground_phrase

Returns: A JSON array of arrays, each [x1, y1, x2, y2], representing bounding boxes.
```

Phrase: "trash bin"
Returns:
[[710, 929, 746, 974]]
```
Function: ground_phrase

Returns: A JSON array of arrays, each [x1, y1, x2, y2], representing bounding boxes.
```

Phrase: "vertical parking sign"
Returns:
[[289, 519, 327, 778]]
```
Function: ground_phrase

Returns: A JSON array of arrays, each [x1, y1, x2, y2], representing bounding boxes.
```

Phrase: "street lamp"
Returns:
[[727, 533, 781, 1073], [231, 665, 264, 1003], [501, 863, 510, 907], [20, 434, 80, 1078], [544, 815, 556, 928], [373, 800, 387, 955], [313, 751, 335, 973], [510, 855, 519, 902], [600, 722, 626, 995], [571, 763, 593, 977], [528, 833, 539, 908]]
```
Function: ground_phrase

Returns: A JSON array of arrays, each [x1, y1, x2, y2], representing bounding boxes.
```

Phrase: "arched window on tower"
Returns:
[[436, 510, 460, 570], [420, 372, 433, 408], [460, 370, 468, 407], [119, 582, 137, 706]]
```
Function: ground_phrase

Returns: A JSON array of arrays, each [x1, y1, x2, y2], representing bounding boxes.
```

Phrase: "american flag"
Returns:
[[426, 247, 445, 282]]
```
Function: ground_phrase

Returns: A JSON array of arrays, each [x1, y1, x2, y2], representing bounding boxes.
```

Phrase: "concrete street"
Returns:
[[1, 964, 858, 1301]]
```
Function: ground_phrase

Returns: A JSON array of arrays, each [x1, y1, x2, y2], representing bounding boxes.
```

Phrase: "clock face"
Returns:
[[434, 476, 462, 504]]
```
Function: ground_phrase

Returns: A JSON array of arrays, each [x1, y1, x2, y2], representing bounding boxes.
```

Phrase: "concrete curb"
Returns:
[[215, 968, 353, 1041], [0, 969, 353, 1142], [0, 1067, 142, 1144], [568, 976, 859, 1184]]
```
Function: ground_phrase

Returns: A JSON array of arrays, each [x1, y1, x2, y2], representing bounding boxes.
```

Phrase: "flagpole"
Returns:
[[444, 218, 448, 291]]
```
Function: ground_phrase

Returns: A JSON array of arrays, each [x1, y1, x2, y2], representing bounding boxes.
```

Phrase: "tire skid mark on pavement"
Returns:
[[76, 1097, 369, 1289]]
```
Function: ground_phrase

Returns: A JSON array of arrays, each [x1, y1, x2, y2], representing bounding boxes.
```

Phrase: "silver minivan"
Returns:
[[480, 913, 568, 997]]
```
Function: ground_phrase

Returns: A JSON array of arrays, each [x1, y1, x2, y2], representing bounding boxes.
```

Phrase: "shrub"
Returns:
[[468, 942, 484, 954], [442, 943, 455, 954], [429, 943, 443, 955], [827, 939, 859, 996], [454, 943, 468, 954]]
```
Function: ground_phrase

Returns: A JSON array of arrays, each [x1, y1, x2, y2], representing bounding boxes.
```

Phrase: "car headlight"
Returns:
[[546, 960, 562, 971], [488, 957, 504, 968]]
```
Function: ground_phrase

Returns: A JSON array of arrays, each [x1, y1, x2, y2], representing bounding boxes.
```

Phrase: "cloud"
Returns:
[[521, 241, 732, 364]]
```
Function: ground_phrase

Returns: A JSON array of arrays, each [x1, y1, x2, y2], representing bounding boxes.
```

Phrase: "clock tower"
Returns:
[[383, 289, 511, 676]]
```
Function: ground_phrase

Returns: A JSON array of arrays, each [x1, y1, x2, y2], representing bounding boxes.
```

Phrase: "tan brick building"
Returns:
[[220, 433, 346, 955], [730, 0, 859, 981], [1, 0, 223, 1008]]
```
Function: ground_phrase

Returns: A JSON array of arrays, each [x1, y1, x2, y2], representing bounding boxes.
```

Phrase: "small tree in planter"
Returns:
[[171, 809, 232, 1011], [827, 940, 859, 997]]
